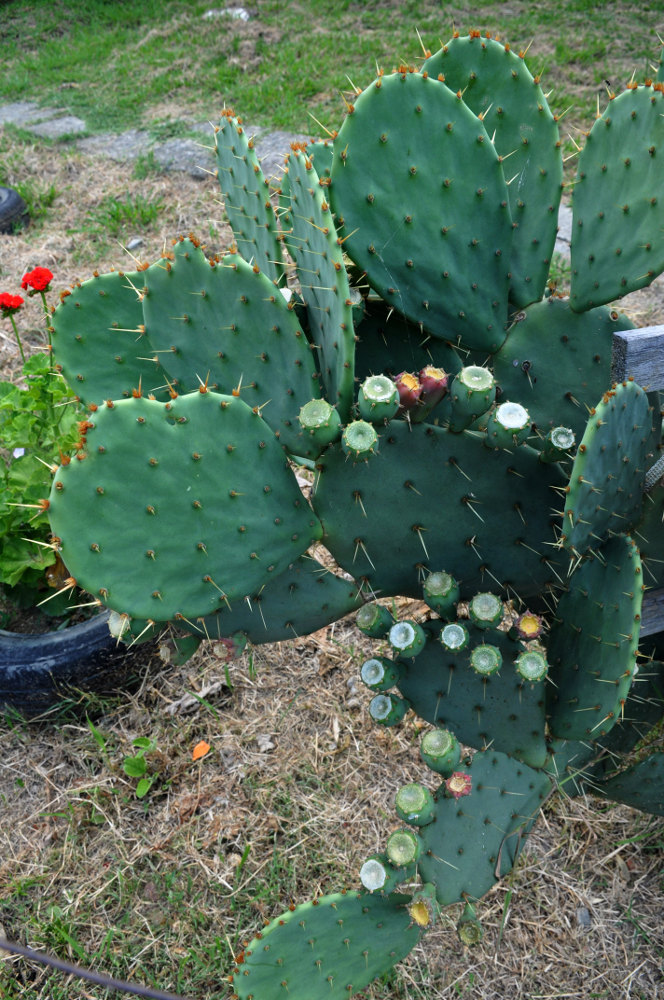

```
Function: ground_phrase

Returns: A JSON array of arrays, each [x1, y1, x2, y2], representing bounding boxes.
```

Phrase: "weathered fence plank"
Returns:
[[641, 587, 664, 638], [612, 325, 664, 389]]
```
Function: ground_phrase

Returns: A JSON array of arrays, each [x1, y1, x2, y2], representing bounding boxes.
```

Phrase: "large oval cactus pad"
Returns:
[[48, 391, 322, 621], [397, 625, 548, 768], [330, 71, 512, 353]]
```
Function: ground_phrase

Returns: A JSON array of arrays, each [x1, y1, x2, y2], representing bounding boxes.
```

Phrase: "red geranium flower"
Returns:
[[21, 267, 53, 293], [0, 292, 24, 315]]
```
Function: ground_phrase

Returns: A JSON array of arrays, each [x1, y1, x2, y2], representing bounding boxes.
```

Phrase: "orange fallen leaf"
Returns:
[[192, 740, 211, 761]]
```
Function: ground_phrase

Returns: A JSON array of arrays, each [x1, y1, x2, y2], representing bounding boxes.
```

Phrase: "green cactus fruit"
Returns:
[[355, 602, 396, 638], [514, 648, 549, 682], [416, 749, 552, 905], [197, 553, 364, 645], [389, 619, 426, 657], [215, 111, 285, 285], [369, 692, 408, 726], [457, 901, 483, 946], [423, 32, 563, 308], [330, 71, 512, 353], [439, 622, 470, 652], [448, 366, 497, 431], [394, 782, 436, 826], [298, 398, 342, 453], [359, 854, 416, 894], [283, 147, 355, 418], [47, 391, 322, 622], [539, 426, 576, 465], [547, 534, 643, 742], [569, 83, 664, 312], [386, 828, 421, 866], [422, 570, 460, 618], [357, 375, 400, 422], [470, 642, 503, 676], [560, 380, 650, 554], [468, 592, 504, 629], [485, 401, 531, 448], [231, 890, 426, 1000], [491, 298, 635, 449], [419, 728, 461, 775], [50, 268, 170, 406], [141, 238, 320, 457], [341, 419, 379, 461], [360, 656, 402, 692]]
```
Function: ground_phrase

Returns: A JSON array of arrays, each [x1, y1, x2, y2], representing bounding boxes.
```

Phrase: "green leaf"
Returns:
[[135, 776, 155, 799], [123, 755, 147, 778]]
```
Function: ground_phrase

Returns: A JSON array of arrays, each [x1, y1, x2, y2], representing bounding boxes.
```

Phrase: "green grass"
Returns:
[[0, 1, 661, 140]]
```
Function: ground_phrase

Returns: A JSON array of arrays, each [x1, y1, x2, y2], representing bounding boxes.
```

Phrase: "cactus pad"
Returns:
[[417, 749, 552, 904], [559, 380, 650, 553], [141, 238, 319, 455], [423, 33, 563, 308], [547, 534, 643, 742], [330, 70, 512, 353], [48, 391, 322, 621], [570, 84, 664, 311], [215, 112, 285, 284], [283, 147, 355, 419], [231, 891, 425, 1000]]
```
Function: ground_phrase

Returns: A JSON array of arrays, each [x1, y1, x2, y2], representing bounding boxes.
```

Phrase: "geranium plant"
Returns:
[[0, 268, 83, 620]]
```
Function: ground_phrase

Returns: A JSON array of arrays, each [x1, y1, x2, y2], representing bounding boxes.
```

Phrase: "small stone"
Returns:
[[126, 238, 144, 251], [576, 906, 591, 928], [203, 7, 250, 20]]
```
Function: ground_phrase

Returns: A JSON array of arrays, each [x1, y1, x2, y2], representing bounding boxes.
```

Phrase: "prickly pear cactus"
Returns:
[[44, 29, 664, 1000]]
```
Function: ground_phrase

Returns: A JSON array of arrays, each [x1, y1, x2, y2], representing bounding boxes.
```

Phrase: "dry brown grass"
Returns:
[[0, 128, 663, 1000]]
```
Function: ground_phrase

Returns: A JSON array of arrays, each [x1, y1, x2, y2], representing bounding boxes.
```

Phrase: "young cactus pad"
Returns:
[[47, 391, 322, 621]]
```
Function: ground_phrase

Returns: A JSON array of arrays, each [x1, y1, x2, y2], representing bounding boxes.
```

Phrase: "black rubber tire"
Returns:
[[0, 186, 29, 234], [0, 611, 154, 717]]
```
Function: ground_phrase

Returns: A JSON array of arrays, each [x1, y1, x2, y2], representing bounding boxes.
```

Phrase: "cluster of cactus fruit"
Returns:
[[40, 30, 664, 999]]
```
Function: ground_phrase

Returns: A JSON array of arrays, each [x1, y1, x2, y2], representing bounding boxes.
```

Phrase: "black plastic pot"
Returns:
[[0, 611, 152, 716], [0, 186, 29, 233]]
